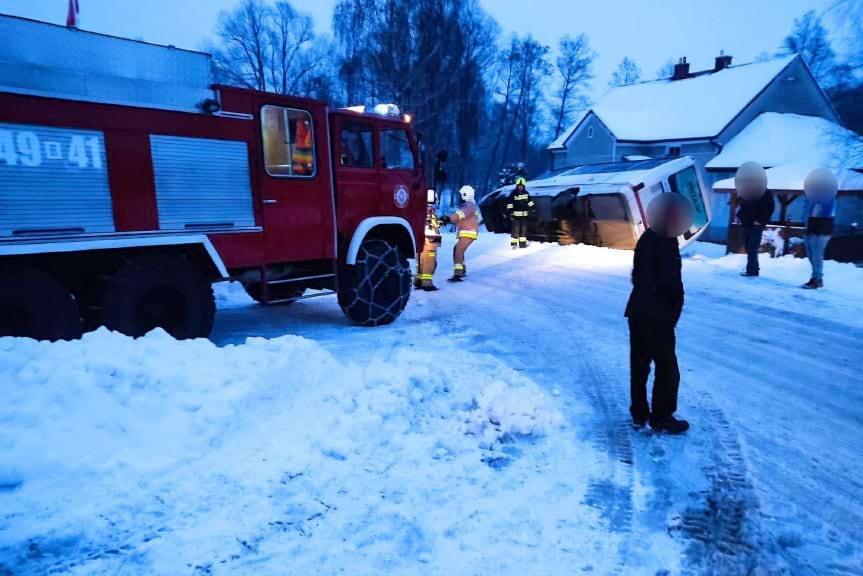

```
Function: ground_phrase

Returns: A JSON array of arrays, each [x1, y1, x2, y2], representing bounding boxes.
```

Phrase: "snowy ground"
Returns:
[[2, 234, 862, 575]]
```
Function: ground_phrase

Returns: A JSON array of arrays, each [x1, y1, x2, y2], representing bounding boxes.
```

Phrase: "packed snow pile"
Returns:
[[0, 328, 615, 575]]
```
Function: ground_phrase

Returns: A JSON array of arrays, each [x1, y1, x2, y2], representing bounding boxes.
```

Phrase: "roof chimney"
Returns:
[[714, 51, 733, 72], [672, 57, 690, 80]]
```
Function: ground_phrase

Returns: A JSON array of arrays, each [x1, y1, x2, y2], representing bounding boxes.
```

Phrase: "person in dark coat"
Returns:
[[625, 193, 693, 434], [735, 162, 774, 277]]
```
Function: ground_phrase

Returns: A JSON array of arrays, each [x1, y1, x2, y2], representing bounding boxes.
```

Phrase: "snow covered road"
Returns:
[[2, 234, 862, 575]]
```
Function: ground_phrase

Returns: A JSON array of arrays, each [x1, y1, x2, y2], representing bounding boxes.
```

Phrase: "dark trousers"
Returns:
[[628, 317, 680, 421], [743, 225, 764, 275], [511, 218, 528, 247]]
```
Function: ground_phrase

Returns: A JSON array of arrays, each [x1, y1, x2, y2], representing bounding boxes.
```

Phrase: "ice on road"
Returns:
[[2, 234, 862, 575]]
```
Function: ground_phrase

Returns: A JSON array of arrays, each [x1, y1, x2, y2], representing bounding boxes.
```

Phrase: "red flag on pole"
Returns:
[[66, 0, 79, 28]]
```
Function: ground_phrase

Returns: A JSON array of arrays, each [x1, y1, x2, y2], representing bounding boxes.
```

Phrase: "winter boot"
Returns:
[[422, 285, 440, 292], [650, 416, 690, 435], [447, 275, 464, 283], [802, 278, 819, 289], [740, 271, 758, 277], [632, 415, 649, 429]]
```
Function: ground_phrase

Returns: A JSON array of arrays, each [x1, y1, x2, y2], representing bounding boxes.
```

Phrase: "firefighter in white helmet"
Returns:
[[439, 185, 479, 282]]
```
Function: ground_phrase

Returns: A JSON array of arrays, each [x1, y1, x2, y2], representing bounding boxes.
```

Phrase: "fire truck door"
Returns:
[[258, 104, 330, 263], [331, 117, 380, 243], [379, 126, 419, 222]]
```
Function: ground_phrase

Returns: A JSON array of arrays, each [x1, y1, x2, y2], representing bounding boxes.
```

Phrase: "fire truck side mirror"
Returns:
[[427, 189, 436, 204]]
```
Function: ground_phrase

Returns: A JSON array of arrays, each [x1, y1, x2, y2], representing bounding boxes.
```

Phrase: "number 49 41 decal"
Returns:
[[0, 128, 104, 169]]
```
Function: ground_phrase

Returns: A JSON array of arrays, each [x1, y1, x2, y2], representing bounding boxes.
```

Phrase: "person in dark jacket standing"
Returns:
[[625, 193, 693, 434], [801, 168, 838, 289], [735, 162, 774, 277], [506, 178, 535, 249]]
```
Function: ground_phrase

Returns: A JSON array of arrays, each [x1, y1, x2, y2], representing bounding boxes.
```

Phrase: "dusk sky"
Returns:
[[1, 0, 839, 97]]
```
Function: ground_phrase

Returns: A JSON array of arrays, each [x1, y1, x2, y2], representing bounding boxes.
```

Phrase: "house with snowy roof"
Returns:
[[548, 53, 856, 242]]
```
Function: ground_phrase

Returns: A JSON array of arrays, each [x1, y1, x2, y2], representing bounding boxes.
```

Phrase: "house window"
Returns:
[[381, 129, 415, 170], [339, 121, 375, 168], [261, 105, 316, 178], [667, 146, 681, 157], [587, 126, 595, 139]]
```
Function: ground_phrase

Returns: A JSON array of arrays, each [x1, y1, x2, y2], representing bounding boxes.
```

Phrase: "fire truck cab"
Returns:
[[0, 15, 425, 340]]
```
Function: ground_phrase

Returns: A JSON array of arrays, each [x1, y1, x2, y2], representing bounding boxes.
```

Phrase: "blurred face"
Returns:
[[735, 162, 767, 201], [516, 183, 525, 191]]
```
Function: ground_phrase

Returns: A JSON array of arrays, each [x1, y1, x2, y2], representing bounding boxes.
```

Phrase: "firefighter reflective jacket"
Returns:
[[450, 201, 479, 240], [506, 189, 535, 218]]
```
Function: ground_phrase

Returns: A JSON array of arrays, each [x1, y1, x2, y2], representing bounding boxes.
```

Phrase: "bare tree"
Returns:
[[829, 0, 863, 68], [210, 0, 325, 96], [655, 59, 675, 80], [609, 57, 641, 87], [553, 34, 595, 138], [778, 10, 838, 86]]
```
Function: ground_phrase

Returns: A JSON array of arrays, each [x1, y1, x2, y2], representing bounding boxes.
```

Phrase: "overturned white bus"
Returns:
[[481, 157, 712, 249]]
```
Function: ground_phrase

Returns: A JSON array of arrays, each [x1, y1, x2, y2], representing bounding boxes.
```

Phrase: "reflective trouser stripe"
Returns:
[[428, 251, 436, 258], [512, 211, 528, 217], [417, 274, 434, 280], [519, 237, 528, 241], [511, 238, 518, 244], [458, 231, 478, 239], [455, 264, 465, 270]]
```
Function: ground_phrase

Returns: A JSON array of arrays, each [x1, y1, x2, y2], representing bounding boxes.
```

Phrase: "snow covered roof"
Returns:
[[706, 113, 863, 170], [547, 110, 589, 150], [713, 162, 863, 194], [551, 55, 799, 146]]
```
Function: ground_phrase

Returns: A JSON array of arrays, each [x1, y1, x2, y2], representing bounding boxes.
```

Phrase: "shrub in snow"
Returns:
[[760, 227, 785, 257]]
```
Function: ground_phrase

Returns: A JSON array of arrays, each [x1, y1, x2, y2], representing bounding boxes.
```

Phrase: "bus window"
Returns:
[[668, 167, 708, 229]]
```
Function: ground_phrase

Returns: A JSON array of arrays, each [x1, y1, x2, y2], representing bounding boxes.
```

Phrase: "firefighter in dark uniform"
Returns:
[[415, 205, 442, 291], [507, 178, 534, 249], [625, 193, 693, 435]]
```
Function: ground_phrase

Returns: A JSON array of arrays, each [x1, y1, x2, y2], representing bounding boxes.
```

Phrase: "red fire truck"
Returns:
[[0, 15, 426, 340]]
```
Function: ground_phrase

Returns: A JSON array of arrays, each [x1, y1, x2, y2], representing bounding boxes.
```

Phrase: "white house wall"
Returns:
[[565, 114, 615, 167]]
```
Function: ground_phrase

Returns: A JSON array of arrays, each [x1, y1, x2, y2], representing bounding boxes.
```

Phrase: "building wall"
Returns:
[[564, 114, 615, 167], [550, 149, 567, 171]]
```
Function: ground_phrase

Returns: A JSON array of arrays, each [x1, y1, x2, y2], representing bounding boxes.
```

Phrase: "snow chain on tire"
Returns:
[[338, 239, 411, 327]]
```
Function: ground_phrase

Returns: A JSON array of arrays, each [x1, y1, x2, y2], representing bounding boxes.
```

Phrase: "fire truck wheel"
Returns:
[[338, 239, 411, 327], [101, 254, 215, 340], [242, 283, 305, 305], [0, 267, 83, 341]]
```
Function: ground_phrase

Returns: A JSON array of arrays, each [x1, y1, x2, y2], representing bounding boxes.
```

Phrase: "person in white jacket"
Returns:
[[439, 185, 479, 282]]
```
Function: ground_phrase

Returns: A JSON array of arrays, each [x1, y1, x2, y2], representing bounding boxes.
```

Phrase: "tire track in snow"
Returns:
[[467, 271, 638, 574], [477, 262, 769, 574]]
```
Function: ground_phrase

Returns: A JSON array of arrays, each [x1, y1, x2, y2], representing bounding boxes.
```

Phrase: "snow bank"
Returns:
[[0, 328, 588, 575]]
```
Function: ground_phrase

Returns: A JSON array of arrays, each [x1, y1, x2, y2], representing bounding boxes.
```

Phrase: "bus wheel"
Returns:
[[101, 254, 215, 339], [0, 267, 83, 341], [338, 239, 411, 327]]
